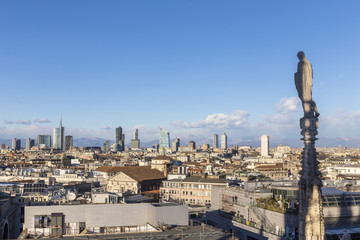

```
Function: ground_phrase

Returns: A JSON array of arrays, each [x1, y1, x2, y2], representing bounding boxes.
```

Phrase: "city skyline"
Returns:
[[1, 1, 360, 145]]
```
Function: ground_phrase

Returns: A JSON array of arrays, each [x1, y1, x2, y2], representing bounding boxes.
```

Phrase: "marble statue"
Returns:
[[296, 51, 325, 240], [294, 51, 320, 117]]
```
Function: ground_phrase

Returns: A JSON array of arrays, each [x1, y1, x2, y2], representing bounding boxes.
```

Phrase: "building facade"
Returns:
[[37, 135, 51, 148], [106, 166, 166, 194], [171, 137, 180, 152], [12, 138, 21, 151], [65, 135, 73, 150], [24, 203, 188, 238], [189, 141, 196, 150], [261, 135, 269, 157], [160, 176, 228, 206], [159, 128, 170, 149], [213, 134, 219, 148], [53, 117, 65, 150], [115, 126, 125, 151], [221, 133, 227, 149], [26, 138, 35, 151], [131, 129, 140, 149]]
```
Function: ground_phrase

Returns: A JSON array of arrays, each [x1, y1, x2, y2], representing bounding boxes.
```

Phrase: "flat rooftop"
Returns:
[[49, 225, 229, 240]]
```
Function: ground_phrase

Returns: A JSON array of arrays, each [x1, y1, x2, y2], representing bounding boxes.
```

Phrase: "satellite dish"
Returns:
[[66, 192, 76, 201]]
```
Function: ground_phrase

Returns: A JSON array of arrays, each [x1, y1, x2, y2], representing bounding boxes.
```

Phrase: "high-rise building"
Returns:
[[213, 134, 219, 148], [103, 141, 110, 153], [115, 127, 125, 151], [1, 144, 5, 150], [53, 116, 65, 150], [26, 138, 35, 151], [261, 135, 269, 157], [172, 137, 180, 152], [189, 141, 196, 150], [159, 128, 170, 149], [37, 135, 51, 148], [221, 133, 227, 149], [131, 129, 140, 149], [12, 138, 21, 151], [202, 144, 210, 151], [65, 135, 73, 150]]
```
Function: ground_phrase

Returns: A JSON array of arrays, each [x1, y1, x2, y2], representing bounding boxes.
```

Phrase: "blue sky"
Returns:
[[1, 1, 360, 145]]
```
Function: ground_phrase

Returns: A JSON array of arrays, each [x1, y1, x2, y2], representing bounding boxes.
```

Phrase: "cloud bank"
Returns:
[[4, 120, 32, 125], [173, 110, 249, 129], [34, 118, 51, 123]]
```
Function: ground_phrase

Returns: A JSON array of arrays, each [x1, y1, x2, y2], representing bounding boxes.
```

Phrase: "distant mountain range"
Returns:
[[1, 136, 360, 148]]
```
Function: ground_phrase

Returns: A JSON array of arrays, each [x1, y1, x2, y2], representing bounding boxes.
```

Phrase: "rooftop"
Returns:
[[184, 176, 227, 184], [111, 166, 166, 182]]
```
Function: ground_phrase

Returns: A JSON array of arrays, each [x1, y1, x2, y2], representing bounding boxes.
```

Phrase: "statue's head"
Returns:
[[297, 51, 305, 60]]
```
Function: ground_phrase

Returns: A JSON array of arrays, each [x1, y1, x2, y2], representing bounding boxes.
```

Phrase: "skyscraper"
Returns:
[[159, 128, 170, 149], [103, 141, 110, 153], [53, 116, 65, 150], [189, 141, 196, 150], [131, 129, 140, 149], [26, 138, 35, 151], [37, 135, 51, 148], [172, 137, 180, 152], [261, 135, 269, 157], [65, 135, 73, 150], [12, 138, 21, 151], [213, 134, 219, 148], [115, 127, 125, 151], [221, 133, 227, 149]]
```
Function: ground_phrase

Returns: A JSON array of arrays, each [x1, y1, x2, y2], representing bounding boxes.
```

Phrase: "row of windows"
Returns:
[[162, 182, 212, 190], [161, 189, 211, 197], [161, 189, 180, 194], [185, 199, 211, 204], [161, 195, 211, 204]]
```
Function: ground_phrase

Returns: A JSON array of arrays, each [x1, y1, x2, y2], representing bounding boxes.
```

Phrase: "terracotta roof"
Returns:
[[152, 155, 172, 160], [255, 163, 284, 170], [95, 166, 124, 173], [105, 166, 166, 181]]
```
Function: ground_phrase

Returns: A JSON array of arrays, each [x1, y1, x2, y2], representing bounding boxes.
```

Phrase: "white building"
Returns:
[[261, 135, 269, 157], [24, 203, 188, 237], [221, 133, 227, 149]]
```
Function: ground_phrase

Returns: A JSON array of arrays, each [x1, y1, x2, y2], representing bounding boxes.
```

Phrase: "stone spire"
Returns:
[[295, 51, 325, 240]]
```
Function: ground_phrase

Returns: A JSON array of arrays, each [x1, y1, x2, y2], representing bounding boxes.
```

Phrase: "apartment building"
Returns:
[[160, 175, 228, 205]]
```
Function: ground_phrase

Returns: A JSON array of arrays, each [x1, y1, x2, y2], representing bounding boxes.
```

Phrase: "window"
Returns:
[[34, 215, 51, 228]]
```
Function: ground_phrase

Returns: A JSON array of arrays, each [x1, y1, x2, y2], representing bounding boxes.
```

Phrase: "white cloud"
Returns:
[[173, 110, 249, 129], [3, 120, 32, 125], [264, 97, 300, 124], [0, 125, 52, 138], [101, 125, 112, 130], [34, 118, 51, 123], [275, 97, 300, 113], [320, 108, 360, 137]]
